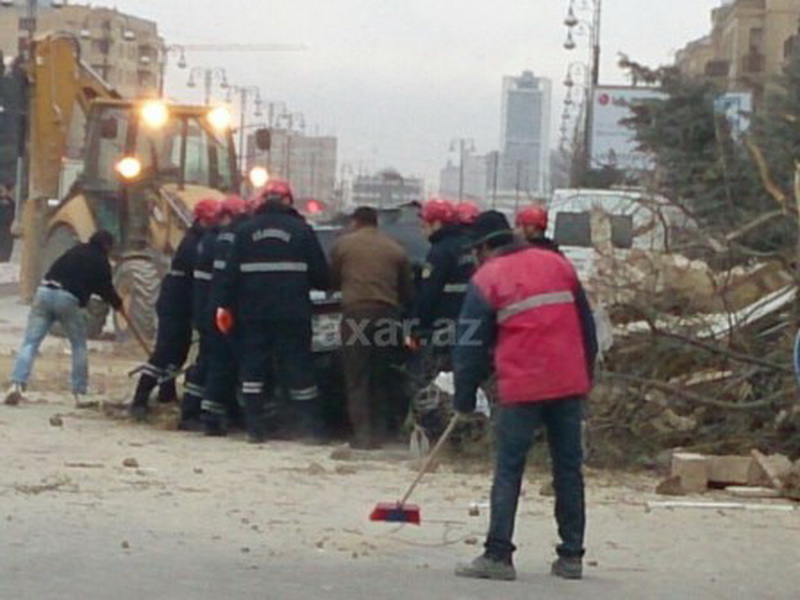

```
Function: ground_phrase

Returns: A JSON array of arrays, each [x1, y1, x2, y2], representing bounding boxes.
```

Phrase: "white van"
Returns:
[[547, 188, 688, 281]]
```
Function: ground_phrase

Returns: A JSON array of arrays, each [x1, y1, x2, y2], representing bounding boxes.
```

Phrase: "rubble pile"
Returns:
[[585, 252, 800, 466]]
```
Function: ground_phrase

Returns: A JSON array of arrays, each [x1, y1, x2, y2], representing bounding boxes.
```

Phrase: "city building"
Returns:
[[248, 128, 338, 205], [676, 0, 800, 104], [0, 1, 164, 97], [351, 168, 424, 209], [499, 70, 552, 197]]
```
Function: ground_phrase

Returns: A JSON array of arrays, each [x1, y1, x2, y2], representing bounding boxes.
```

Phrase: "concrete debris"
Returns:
[[666, 450, 797, 498], [49, 415, 63, 427]]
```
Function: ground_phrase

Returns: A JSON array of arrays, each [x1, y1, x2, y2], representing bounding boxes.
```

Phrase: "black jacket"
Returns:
[[44, 239, 121, 309], [208, 215, 248, 328], [155, 222, 204, 317], [0, 195, 15, 230], [528, 236, 561, 254], [192, 226, 219, 331], [217, 202, 329, 323], [414, 224, 475, 332]]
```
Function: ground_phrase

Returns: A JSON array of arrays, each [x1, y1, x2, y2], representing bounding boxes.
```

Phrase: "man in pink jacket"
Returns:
[[453, 211, 597, 582]]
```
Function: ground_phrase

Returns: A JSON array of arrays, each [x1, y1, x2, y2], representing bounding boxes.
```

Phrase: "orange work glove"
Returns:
[[405, 336, 421, 352], [216, 308, 234, 334]]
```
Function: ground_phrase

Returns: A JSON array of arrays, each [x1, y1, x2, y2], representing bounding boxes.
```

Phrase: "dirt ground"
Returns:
[[1, 291, 799, 599]]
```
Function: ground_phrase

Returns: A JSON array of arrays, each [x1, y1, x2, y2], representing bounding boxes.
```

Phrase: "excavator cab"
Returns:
[[77, 100, 237, 250], [23, 98, 238, 339]]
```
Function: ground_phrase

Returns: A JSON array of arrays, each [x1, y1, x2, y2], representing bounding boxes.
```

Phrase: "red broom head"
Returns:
[[369, 502, 421, 525]]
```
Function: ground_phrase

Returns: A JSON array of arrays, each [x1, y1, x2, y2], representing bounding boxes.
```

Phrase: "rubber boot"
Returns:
[[294, 399, 326, 444], [129, 373, 157, 421], [243, 394, 267, 444], [202, 411, 228, 437], [156, 379, 179, 404], [179, 393, 204, 431]]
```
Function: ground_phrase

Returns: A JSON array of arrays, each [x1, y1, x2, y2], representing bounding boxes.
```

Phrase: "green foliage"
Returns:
[[752, 47, 800, 196], [618, 55, 796, 253]]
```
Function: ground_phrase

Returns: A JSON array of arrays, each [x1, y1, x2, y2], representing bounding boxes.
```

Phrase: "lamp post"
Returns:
[[225, 85, 262, 169], [449, 138, 475, 201], [159, 44, 188, 97], [564, 0, 602, 183], [186, 66, 228, 105]]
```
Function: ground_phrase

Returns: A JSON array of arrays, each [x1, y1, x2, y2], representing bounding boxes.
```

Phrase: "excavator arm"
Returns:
[[26, 32, 120, 202]]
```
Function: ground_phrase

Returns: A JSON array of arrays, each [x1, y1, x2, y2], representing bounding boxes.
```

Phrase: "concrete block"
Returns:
[[707, 456, 753, 486], [670, 452, 708, 494]]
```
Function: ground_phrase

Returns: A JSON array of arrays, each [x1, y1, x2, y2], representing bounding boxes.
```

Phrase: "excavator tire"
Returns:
[[113, 256, 160, 344], [41, 225, 110, 339]]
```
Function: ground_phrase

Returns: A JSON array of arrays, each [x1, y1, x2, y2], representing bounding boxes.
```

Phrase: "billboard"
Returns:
[[589, 86, 666, 171]]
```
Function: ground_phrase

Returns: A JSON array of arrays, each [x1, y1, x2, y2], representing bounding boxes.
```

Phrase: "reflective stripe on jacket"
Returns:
[[453, 244, 596, 409]]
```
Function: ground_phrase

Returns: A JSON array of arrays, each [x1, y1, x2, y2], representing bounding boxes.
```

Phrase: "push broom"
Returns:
[[370, 414, 460, 525]]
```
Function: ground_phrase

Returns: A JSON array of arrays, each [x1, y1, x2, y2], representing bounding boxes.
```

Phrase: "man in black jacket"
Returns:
[[5, 230, 122, 407], [128, 199, 220, 421], [215, 179, 329, 443]]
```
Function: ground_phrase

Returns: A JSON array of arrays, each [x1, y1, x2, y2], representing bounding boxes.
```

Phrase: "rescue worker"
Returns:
[[215, 179, 329, 443], [201, 195, 250, 436], [5, 231, 122, 407], [128, 199, 219, 420], [453, 211, 597, 582], [410, 197, 475, 441], [515, 205, 560, 252], [180, 198, 224, 431], [330, 206, 414, 449]]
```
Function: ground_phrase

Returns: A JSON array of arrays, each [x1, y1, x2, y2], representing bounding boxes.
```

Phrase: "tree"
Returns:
[[619, 55, 795, 255]]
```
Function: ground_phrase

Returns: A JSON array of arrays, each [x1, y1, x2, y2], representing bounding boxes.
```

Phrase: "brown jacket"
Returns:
[[330, 226, 414, 314]]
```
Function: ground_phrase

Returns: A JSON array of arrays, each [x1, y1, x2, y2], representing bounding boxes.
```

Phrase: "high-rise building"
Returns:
[[499, 70, 552, 196], [0, 2, 164, 98], [676, 0, 800, 105]]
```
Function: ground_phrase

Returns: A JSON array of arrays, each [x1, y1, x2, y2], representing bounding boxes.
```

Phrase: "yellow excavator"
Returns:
[[20, 33, 242, 340]]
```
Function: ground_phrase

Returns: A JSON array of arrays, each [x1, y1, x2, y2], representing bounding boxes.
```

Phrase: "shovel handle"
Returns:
[[399, 414, 460, 507], [119, 309, 152, 356]]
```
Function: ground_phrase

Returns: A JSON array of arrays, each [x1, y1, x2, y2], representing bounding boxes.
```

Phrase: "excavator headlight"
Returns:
[[115, 156, 143, 181], [248, 166, 269, 189], [207, 106, 232, 131], [141, 101, 169, 128]]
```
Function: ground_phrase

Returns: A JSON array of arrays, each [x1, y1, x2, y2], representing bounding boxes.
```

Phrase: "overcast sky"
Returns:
[[108, 0, 720, 185]]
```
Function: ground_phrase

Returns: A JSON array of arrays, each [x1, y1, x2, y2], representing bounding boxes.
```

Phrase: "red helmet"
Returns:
[[193, 198, 222, 225], [456, 202, 480, 225], [516, 205, 548, 230], [260, 178, 294, 206], [221, 194, 247, 218], [420, 197, 456, 225]]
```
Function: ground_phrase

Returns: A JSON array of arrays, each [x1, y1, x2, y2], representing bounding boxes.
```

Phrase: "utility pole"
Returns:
[[450, 137, 474, 201]]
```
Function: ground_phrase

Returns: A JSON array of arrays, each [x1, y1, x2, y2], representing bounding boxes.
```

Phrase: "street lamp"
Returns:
[[186, 67, 228, 105], [225, 85, 263, 169], [564, 0, 602, 183], [449, 138, 475, 202]]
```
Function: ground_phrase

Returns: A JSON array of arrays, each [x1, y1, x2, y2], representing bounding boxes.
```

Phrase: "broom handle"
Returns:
[[120, 309, 152, 357], [399, 414, 461, 506]]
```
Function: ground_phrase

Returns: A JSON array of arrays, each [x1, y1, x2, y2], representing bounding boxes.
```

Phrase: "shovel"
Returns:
[[118, 309, 152, 357], [369, 414, 460, 525]]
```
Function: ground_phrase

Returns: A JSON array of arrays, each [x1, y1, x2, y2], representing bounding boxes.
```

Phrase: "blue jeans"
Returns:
[[485, 397, 586, 562], [12, 286, 89, 394]]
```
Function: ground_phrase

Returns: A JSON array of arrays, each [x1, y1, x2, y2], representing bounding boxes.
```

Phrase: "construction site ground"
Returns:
[[0, 284, 798, 599]]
